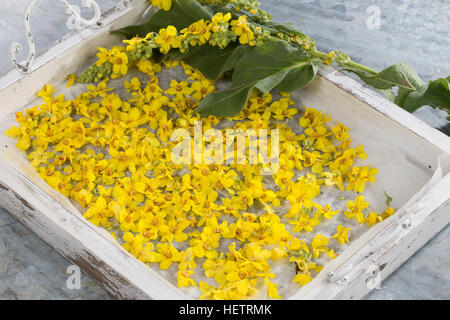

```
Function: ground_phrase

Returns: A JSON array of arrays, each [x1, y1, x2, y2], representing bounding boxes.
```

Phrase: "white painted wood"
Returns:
[[289, 173, 450, 299], [0, 0, 449, 300], [0, 155, 186, 300], [0, 0, 150, 117]]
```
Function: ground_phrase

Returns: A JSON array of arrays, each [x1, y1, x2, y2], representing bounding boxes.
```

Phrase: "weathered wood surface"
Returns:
[[0, 0, 449, 300], [0, 160, 185, 299], [291, 173, 450, 299]]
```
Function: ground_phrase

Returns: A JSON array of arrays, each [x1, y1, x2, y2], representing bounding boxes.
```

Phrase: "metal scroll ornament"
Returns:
[[10, 0, 102, 73]]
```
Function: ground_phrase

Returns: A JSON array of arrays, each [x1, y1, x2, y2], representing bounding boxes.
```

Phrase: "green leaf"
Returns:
[[112, 0, 213, 38], [230, 39, 321, 94], [276, 58, 322, 92], [111, 25, 149, 39], [379, 89, 396, 102], [344, 63, 450, 115], [169, 43, 239, 80], [232, 39, 308, 86], [384, 190, 393, 206], [196, 40, 323, 116], [197, 84, 255, 116], [255, 69, 291, 94], [221, 45, 252, 74], [403, 77, 450, 112], [347, 63, 425, 91], [393, 87, 412, 107], [262, 22, 305, 37]]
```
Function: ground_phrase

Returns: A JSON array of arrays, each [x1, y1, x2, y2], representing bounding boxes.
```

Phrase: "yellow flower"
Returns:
[[293, 273, 313, 286], [124, 77, 141, 91], [355, 144, 367, 159], [322, 171, 344, 190], [143, 79, 163, 100], [314, 203, 340, 220], [95, 47, 114, 66], [270, 247, 287, 260], [265, 277, 282, 299], [165, 79, 194, 98], [332, 225, 351, 244], [212, 12, 232, 24], [191, 80, 215, 100], [366, 211, 381, 227], [83, 196, 114, 228], [6, 126, 31, 151], [240, 244, 272, 272], [310, 234, 329, 258], [150, 243, 182, 270], [177, 270, 197, 287], [155, 26, 181, 53], [199, 281, 215, 300], [210, 12, 232, 32], [163, 58, 180, 69], [86, 80, 112, 98], [66, 73, 76, 88], [299, 107, 330, 128], [151, 0, 172, 11], [181, 19, 211, 45], [270, 99, 298, 120], [179, 247, 197, 271], [330, 149, 356, 175], [46, 172, 73, 197], [202, 257, 227, 284], [224, 262, 251, 283], [344, 195, 369, 224], [136, 59, 162, 76], [123, 35, 148, 51], [28, 149, 54, 167], [122, 232, 145, 257], [248, 93, 272, 111], [331, 123, 350, 141], [323, 51, 336, 65], [157, 114, 174, 142], [288, 213, 320, 233], [327, 249, 336, 260], [286, 179, 319, 208], [112, 50, 129, 77], [138, 242, 155, 263], [5, 126, 22, 139], [346, 166, 378, 193], [189, 231, 219, 259], [137, 217, 160, 241], [305, 125, 335, 153], [230, 16, 255, 45], [160, 217, 190, 243], [287, 238, 309, 252], [381, 206, 395, 220]]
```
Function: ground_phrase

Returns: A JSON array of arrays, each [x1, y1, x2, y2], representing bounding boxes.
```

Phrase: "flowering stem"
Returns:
[[310, 50, 378, 75], [264, 34, 378, 76]]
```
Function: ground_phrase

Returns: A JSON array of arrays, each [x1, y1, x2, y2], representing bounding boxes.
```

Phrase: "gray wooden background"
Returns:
[[0, 0, 449, 299]]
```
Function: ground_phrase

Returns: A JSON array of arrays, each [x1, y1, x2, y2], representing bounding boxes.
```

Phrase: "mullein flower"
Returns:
[[332, 225, 352, 244]]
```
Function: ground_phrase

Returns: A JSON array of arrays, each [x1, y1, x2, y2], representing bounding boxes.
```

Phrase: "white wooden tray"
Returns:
[[0, 0, 449, 299]]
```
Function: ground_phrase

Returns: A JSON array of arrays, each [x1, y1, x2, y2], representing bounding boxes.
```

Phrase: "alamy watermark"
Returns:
[[366, 5, 381, 30], [66, 265, 81, 290], [171, 121, 280, 175]]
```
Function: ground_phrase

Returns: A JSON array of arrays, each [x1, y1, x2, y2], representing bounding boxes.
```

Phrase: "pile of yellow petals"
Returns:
[[5, 58, 395, 300]]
